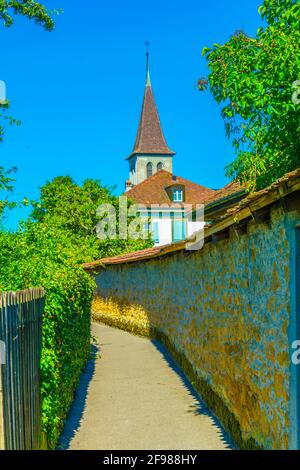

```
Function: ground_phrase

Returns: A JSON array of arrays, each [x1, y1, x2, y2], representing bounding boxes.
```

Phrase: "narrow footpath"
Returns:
[[59, 323, 232, 450]]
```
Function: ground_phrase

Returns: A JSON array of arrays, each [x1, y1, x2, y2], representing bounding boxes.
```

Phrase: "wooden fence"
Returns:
[[0, 288, 44, 450]]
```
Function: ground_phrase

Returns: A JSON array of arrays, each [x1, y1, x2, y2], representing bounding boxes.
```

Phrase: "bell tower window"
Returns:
[[146, 162, 153, 178]]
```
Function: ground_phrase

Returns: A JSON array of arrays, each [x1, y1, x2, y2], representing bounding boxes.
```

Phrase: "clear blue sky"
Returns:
[[0, 0, 263, 228]]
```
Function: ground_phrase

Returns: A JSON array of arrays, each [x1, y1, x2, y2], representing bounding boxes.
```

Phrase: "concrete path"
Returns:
[[58, 323, 232, 450]]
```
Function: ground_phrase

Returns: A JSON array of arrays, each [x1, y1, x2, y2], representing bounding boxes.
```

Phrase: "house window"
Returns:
[[157, 162, 163, 171], [152, 221, 160, 243], [146, 162, 153, 178], [173, 189, 183, 202], [172, 219, 186, 242]]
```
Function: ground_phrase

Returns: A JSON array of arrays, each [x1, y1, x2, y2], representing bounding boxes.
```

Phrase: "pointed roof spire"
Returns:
[[145, 40, 151, 86], [128, 45, 175, 158]]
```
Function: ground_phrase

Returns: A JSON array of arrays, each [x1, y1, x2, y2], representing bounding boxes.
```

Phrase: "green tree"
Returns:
[[30, 176, 153, 264], [0, 224, 95, 449], [0, 0, 56, 30], [201, 0, 300, 191], [0, 99, 21, 217]]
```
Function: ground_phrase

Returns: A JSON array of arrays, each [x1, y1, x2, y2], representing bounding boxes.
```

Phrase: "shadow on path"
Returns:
[[57, 327, 234, 450], [57, 344, 98, 450], [151, 338, 235, 450]]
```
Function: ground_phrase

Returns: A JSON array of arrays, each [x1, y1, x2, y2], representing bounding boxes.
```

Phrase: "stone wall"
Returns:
[[92, 204, 300, 449]]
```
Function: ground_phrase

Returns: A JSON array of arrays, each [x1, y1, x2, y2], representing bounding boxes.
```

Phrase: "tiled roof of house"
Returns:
[[129, 77, 175, 157], [83, 242, 186, 269], [204, 181, 247, 206], [124, 170, 216, 206], [83, 168, 300, 270]]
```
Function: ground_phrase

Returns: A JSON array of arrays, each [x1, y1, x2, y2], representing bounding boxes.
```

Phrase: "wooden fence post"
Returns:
[[0, 289, 44, 450], [0, 364, 4, 450]]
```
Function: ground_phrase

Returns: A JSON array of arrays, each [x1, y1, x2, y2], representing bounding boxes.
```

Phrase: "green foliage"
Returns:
[[30, 175, 153, 263], [0, 227, 95, 449], [201, 0, 300, 190], [0, 101, 21, 143], [0, 0, 58, 31], [0, 164, 18, 217], [0, 101, 21, 218], [40, 267, 94, 449]]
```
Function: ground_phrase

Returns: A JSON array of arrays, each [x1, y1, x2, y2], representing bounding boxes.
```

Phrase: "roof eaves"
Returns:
[[82, 239, 188, 271], [204, 189, 247, 213], [126, 150, 176, 161]]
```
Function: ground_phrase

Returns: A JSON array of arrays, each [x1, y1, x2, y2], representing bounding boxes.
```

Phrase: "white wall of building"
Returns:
[[150, 216, 204, 246], [152, 217, 172, 246], [140, 208, 204, 246]]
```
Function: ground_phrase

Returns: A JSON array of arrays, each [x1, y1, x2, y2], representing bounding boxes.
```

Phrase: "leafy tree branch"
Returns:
[[0, 0, 58, 31], [201, 0, 300, 190]]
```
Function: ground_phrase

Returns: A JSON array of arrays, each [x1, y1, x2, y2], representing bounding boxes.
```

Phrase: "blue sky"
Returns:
[[0, 0, 263, 228]]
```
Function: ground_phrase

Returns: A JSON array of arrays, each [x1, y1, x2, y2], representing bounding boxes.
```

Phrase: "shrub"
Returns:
[[40, 265, 94, 449], [0, 230, 95, 449]]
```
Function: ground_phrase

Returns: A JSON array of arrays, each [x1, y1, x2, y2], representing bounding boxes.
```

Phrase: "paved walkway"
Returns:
[[58, 323, 232, 450]]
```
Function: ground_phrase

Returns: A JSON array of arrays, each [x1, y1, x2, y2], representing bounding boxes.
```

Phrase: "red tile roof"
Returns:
[[129, 81, 175, 157], [83, 241, 187, 269], [204, 181, 247, 206], [124, 170, 216, 206]]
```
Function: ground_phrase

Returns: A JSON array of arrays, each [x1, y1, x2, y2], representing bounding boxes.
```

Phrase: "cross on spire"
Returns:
[[145, 40, 151, 86], [145, 40, 150, 60]]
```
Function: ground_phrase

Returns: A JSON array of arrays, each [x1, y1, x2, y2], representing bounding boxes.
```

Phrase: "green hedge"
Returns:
[[39, 265, 95, 449], [0, 232, 95, 449]]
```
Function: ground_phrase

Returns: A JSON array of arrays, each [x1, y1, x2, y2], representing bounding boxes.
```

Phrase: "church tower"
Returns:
[[125, 48, 175, 191]]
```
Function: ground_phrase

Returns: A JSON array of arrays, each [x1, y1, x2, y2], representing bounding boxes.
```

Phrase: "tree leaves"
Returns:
[[0, 1, 58, 31], [201, 0, 300, 190], [29, 176, 153, 263]]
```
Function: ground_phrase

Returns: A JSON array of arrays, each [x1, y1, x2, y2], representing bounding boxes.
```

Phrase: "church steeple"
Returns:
[[126, 47, 175, 189], [146, 41, 151, 87], [129, 48, 175, 158]]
